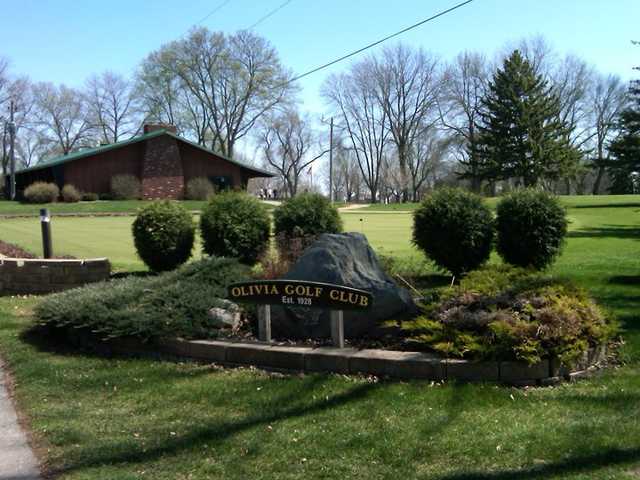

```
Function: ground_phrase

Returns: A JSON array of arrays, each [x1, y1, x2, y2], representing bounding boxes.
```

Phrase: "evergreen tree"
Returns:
[[608, 74, 639, 194], [476, 50, 578, 187]]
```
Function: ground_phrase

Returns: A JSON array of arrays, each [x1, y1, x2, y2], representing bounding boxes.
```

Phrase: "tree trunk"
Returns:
[[370, 187, 378, 204], [593, 166, 605, 195], [470, 176, 482, 194]]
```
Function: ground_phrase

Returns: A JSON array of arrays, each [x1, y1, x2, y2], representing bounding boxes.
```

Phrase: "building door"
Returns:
[[210, 175, 233, 191]]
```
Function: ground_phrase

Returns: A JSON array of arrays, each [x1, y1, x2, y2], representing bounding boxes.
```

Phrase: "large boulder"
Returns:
[[271, 232, 417, 339]]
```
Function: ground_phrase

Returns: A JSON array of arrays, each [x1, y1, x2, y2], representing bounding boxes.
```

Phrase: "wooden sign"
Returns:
[[227, 280, 372, 348], [227, 280, 372, 311]]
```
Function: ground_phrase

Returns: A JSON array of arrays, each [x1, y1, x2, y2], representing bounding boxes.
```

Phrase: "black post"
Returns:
[[40, 208, 53, 259]]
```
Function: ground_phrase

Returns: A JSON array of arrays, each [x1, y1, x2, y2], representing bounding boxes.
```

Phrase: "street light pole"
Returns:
[[8, 100, 17, 201], [329, 117, 334, 203]]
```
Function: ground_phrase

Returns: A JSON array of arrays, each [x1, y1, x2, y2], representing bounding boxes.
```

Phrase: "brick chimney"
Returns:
[[143, 123, 177, 135], [141, 130, 184, 200]]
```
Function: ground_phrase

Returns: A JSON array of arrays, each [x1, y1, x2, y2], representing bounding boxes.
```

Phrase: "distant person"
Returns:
[[273, 189, 278, 200]]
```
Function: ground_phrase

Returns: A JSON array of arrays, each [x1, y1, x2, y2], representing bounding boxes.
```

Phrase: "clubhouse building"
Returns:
[[12, 124, 273, 199]]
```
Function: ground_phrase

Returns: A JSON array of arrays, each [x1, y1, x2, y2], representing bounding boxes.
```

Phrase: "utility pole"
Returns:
[[8, 100, 17, 200], [329, 117, 334, 203]]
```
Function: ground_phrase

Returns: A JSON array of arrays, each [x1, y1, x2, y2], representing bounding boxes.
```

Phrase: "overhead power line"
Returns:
[[248, 0, 294, 30], [194, 0, 234, 26], [283, 0, 475, 86]]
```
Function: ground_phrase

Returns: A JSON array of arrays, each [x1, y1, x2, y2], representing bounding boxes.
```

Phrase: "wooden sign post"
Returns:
[[228, 280, 372, 347]]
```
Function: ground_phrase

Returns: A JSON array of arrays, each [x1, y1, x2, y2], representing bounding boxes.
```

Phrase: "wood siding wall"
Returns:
[[64, 143, 143, 193], [180, 143, 246, 188]]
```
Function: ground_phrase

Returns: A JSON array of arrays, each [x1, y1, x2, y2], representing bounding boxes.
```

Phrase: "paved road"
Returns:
[[0, 361, 41, 480]]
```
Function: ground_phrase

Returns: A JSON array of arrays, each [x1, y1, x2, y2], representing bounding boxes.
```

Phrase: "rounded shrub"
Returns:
[[273, 193, 342, 238], [61, 184, 81, 203], [132, 201, 195, 272], [23, 182, 59, 203], [273, 193, 343, 263], [81, 192, 99, 201], [111, 174, 141, 200], [496, 189, 568, 270], [200, 191, 271, 264], [185, 177, 215, 200], [412, 187, 494, 277]]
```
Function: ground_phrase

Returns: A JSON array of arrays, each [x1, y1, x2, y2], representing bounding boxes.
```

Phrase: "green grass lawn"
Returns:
[[359, 194, 640, 211], [0, 199, 208, 216], [0, 199, 276, 216], [0, 216, 203, 272], [0, 195, 640, 478]]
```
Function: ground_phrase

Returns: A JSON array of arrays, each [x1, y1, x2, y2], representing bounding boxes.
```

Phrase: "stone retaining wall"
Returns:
[[103, 337, 606, 386], [0, 258, 111, 295]]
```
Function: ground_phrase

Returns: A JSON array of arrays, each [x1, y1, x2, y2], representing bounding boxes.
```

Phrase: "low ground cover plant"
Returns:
[[273, 193, 342, 262], [200, 191, 271, 264], [111, 174, 141, 200], [132, 201, 195, 272], [496, 189, 568, 269], [34, 257, 250, 341], [23, 182, 59, 203], [185, 177, 215, 200], [412, 187, 494, 277], [61, 184, 81, 203], [397, 265, 617, 365]]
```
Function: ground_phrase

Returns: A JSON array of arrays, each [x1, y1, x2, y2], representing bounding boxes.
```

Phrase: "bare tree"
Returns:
[[136, 52, 184, 129], [32, 82, 95, 156], [590, 73, 628, 194], [15, 127, 47, 168], [407, 127, 453, 201], [379, 154, 404, 203], [1, 71, 34, 175], [323, 62, 390, 203], [511, 35, 556, 77], [140, 28, 294, 157], [259, 109, 328, 197], [86, 71, 141, 143], [372, 44, 440, 201], [321, 139, 362, 202], [439, 51, 489, 192]]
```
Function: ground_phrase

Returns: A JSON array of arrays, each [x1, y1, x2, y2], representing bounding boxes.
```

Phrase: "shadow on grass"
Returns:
[[608, 275, 640, 285], [568, 226, 640, 239], [570, 202, 640, 209], [432, 447, 640, 480], [51, 375, 382, 476]]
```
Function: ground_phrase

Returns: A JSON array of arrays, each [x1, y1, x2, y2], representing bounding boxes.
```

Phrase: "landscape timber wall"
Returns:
[[72, 335, 607, 386], [0, 258, 111, 295]]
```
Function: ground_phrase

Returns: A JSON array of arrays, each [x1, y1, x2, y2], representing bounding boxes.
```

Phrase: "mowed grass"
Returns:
[[0, 199, 210, 216], [0, 199, 276, 216], [0, 196, 639, 478], [358, 194, 640, 211], [2, 298, 640, 480], [0, 216, 203, 272]]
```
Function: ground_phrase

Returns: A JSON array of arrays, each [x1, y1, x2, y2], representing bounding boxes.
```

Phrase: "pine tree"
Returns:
[[608, 76, 640, 194], [476, 50, 577, 187]]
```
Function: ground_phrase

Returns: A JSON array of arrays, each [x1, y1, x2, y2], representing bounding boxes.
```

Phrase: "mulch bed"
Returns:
[[0, 240, 75, 260], [0, 240, 36, 258]]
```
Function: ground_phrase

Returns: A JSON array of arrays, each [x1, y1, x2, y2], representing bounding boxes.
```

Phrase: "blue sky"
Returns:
[[1, 0, 638, 115]]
